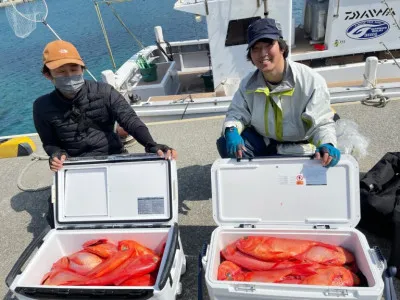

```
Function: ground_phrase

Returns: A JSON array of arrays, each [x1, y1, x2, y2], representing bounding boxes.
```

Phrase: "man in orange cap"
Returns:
[[34, 40, 176, 172], [34, 40, 177, 227]]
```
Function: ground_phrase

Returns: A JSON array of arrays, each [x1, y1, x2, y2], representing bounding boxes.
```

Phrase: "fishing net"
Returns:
[[5, 0, 49, 38], [4, 0, 97, 80]]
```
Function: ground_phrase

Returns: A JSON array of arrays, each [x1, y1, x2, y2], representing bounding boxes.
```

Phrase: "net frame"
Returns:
[[5, 0, 61, 39], [4, 0, 97, 81], [9, 0, 48, 23]]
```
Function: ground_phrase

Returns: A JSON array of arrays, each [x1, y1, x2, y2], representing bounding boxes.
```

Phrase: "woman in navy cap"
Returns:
[[217, 18, 340, 167]]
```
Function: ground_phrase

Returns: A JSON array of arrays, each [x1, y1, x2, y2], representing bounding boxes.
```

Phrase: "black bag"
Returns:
[[358, 152, 400, 268]]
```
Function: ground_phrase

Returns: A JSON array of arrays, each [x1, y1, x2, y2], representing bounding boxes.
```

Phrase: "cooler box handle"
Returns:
[[198, 242, 208, 300], [371, 246, 398, 300], [157, 222, 179, 290], [6, 225, 51, 288]]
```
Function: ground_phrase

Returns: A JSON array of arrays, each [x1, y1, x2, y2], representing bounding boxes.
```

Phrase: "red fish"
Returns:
[[301, 266, 354, 286], [51, 256, 70, 271], [118, 240, 157, 257], [83, 254, 160, 286], [221, 242, 308, 271], [236, 236, 337, 262], [217, 261, 245, 281], [295, 245, 355, 266], [83, 239, 118, 259], [84, 241, 135, 279], [67, 251, 104, 275], [50, 251, 103, 275], [118, 274, 156, 286], [243, 267, 316, 283], [41, 269, 87, 286]]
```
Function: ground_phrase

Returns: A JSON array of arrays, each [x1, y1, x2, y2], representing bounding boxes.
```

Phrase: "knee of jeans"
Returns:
[[216, 136, 228, 158]]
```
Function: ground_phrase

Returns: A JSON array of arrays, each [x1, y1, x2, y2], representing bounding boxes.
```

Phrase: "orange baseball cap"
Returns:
[[43, 40, 85, 69]]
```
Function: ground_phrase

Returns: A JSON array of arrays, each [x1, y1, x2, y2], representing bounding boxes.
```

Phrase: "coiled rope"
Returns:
[[17, 153, 50, 192]]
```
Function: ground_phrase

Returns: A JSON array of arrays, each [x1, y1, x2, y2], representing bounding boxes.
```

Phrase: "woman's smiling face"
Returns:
[[250, 39, 284, 74]]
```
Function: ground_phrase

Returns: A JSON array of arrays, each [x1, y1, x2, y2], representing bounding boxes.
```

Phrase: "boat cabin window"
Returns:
[[225, 17, 261, 47]]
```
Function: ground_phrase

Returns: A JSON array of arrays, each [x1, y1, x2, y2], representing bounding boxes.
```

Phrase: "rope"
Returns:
[[180, 94, 194, 120], [94, 1, 117, 70], [17, 153, 50, 192], [156, 40, 173, 61], [361, 96, 389, 108], [363, 73, 377, 89], [105, 2, 145, 49], [362, 71, 390, 108], [333, 0, 340, 17], [381, 0, 400, 30], [380, 42, 400, 70], [204, 0, 209, 15]]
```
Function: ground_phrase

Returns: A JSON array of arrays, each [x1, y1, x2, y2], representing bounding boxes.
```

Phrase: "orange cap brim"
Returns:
[[46, 58, 85, 70]]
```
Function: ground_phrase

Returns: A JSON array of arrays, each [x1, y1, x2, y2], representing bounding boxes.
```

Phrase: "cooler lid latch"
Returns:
[[313, 224, 331, 230], [238, 224, 255, 228], [323, 289, 349, 297], [234, 284, 256, 293]]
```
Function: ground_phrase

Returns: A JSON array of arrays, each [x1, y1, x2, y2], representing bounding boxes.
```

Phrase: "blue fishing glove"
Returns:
[[316, 144, 341, 167], [225, 127, 244, 157]]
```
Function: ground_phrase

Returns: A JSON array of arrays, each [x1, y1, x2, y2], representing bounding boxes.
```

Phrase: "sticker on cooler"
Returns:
[[296, 174, 304, 185], [279, 167, 327, 186], [278, 174, 304, 186], [138, 197, 165, 214]]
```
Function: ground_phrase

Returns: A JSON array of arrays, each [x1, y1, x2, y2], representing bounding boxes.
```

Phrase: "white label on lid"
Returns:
[[302, 166, 327, 185], [138, 197, 165, 215], [279, 175, 305, 186], [279, 175, 295, 185]]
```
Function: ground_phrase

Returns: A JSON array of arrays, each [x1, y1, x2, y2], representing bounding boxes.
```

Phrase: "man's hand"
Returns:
[[116, 124, 129, 138], [225, 127, 245, 158], [314, 144, 341, 167], [146, 143, 177, 160], [49, 152, 67, 172]]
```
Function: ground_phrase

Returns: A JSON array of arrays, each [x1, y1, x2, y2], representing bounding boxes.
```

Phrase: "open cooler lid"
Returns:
[[211, 154, 360, 229], [54, 154, 178, 228]]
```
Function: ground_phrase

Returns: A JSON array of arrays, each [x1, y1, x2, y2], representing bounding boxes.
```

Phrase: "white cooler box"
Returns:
[[203, 155, 386, 300], [6, 154, 186, 300]]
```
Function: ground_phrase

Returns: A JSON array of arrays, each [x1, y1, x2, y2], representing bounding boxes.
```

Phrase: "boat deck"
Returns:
[[291, 27, 316, 55], [1, 100, 400, 299]]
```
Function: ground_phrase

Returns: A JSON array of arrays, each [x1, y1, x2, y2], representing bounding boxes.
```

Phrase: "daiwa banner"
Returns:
[[325, 0, 400, 54]]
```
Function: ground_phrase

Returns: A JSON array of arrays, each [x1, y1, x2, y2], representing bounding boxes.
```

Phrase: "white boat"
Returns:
[[100, 0, 400, 123]]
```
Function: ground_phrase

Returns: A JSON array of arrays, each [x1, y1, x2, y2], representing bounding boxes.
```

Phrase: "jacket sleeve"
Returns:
[[108, 87, 156, 147], [301, 80, 337, 147], [222, 79, 252, 135], [33, 101, 64, 157]]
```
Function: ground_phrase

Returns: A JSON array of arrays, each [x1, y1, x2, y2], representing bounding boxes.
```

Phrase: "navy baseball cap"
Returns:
[[247, 18, 283, 49]]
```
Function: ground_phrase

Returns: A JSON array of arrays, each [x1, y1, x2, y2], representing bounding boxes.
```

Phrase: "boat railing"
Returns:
[[177, 0, 206, 4]]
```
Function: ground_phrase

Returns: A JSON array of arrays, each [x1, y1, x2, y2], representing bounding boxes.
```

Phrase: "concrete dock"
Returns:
[[1, 99, 399, 299]]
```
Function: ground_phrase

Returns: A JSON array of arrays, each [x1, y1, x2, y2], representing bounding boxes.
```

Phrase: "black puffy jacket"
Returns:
[[33, 80, 155, 157]]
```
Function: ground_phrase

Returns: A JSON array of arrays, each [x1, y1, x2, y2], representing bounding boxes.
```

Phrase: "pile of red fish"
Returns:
[[41, 239, 162, 286], [218, 236, 361, 286]]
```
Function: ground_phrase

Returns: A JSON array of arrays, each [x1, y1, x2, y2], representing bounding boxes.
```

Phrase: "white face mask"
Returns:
[[54, 74, 84, 95]]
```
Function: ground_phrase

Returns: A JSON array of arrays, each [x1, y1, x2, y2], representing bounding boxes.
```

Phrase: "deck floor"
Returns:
[[291, 27, 317, 55]]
